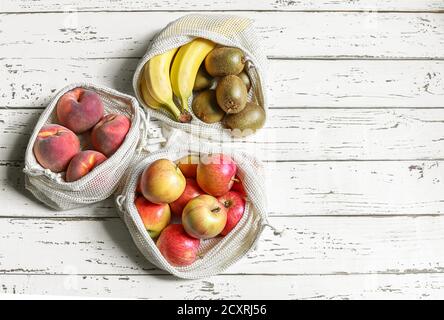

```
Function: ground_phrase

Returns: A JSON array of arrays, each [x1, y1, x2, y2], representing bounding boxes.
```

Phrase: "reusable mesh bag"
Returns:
[[115, 132, 269, 279], [132, 13, 269, 141], [23, 83, 149, 210]]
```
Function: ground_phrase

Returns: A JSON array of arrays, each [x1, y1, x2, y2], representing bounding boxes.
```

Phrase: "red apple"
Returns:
[[196, 153, 237, 197], [182, 194, 227, 239], [231, 176, 247, 197], [140, 159, 186, 204], [177, 154, 199, 178], [169, 179, 203, 217], [135, 196, 171, 238], [217, 191, 245, 236], [156, 224, 200, 267]]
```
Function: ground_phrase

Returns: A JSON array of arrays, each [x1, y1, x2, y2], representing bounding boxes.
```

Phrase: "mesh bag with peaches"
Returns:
[[23, 83, 149, 210], [115, 134, 269, 279]]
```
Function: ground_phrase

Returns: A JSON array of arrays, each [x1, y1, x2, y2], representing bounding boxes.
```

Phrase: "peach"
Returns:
[[56, 88, 104, 134], [91, 114, 131, 156], [33, 124, 81, 173], [65, 150, 107, 182]]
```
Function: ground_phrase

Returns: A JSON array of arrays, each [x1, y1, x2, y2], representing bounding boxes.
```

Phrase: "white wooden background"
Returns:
[[1, 1, 444, 299]]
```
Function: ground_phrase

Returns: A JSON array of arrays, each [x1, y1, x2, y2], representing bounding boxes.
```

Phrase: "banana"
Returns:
[[144, 48, 191, 123], [170, 38, 216, 111], [140, 71, 163, 109]]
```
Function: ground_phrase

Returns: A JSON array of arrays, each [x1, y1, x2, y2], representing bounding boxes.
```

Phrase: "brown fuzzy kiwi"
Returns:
[[192, 90, 225, 124], [223, 102, 266, 137], [193, 65, 213, 91], [237, 71, 251, 91], [215, 75, 247, 114], [205, 47, 246, 77]]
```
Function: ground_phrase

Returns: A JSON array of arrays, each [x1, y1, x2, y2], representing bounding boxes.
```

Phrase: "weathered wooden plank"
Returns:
[[1, 12, 444, 59], [3, 159, 444, 217], [3, 108, 444, 163], [2, 59, 444, 109], [1, 0, 443, 13], [0, 216, 444, 275], [1, 273, 443, 299]]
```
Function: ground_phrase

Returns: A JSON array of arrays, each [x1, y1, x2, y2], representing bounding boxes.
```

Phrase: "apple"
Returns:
[[217, 191, 246, 236], [182, 194, 227, 239], [231, 175, 247, 197], [156, 224, 200, 267], [134, 195, 171, 238], [177, 154, 199, 178], [196, 153, 237, 197], [170, 178, 203, 217], [140, 159, 186, 204]]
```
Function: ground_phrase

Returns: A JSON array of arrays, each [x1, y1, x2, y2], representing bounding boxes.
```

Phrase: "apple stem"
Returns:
[[223, 200, 232, 208], [232, 177, 239, 183], [212, 207, 222, 213]]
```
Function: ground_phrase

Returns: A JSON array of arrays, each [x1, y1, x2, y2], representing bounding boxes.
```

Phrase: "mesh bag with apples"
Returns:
[[115, 133, 268, 279], [23, 83, 149, 210], [132, 13, 268, 140]]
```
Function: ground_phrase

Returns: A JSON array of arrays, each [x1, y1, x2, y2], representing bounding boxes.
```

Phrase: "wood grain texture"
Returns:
[[3, 159, 444, 217], [1, 12, 444, 59], [2, 0, 443, 12], [2, 59, 444, 109], [1, 273, 444, 299], [1, 216, 444, 276], [3, 108, 444, 163]]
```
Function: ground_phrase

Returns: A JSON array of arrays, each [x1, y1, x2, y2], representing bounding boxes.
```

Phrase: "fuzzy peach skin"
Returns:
[[91, 114, 131, 156], [33, 124, 81, 173], [56, 88, 104, 134], [65, 150, 107, 182]]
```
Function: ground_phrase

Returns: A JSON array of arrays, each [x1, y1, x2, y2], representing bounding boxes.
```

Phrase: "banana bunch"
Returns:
[[140, 38, 216, 123]]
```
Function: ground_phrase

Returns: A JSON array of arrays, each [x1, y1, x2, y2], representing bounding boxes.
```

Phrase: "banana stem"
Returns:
[[181, 96, 190, 112], [165, 101, 192, 123]]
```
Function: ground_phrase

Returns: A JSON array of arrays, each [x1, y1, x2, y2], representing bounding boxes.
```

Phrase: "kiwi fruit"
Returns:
[[192, 90, 225, 124], [205, 47, 246, 77], [216, 75, 247, 114], [193, 65, 213, 91], [223, 102, 266, 137], [237, 71, 251, 91]]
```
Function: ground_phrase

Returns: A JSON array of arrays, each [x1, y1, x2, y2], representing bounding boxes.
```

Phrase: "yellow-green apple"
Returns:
[[140, 159, 186, 204], [56, 88, 104, 134], [33, 124, 81, 173], [217, 191, 245, 236], [177, 154, 199, 178], [156, 224, 200, 266], [196, 153, 237, 196], [182, 194, 227, 239], [169, 178, 203, 217], [135, 195, 171, 238]]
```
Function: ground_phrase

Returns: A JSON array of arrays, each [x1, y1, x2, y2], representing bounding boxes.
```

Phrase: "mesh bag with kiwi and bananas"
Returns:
[[23, 83, 150, 210], [115, 132, 269, 279], [132, 14, 268, 141]]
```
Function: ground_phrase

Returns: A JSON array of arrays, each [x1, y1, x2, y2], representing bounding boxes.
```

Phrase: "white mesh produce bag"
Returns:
[[115, 132, 269, 279], [23, 83, 149, 210], [132, 13, 269, 141]]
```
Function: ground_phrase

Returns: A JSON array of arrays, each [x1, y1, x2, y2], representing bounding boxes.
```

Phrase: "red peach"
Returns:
[[91, 114, 131, 156], [65, 150, 107, 182], [56, 88, 104, 134], [33, 124, 81, 173]]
